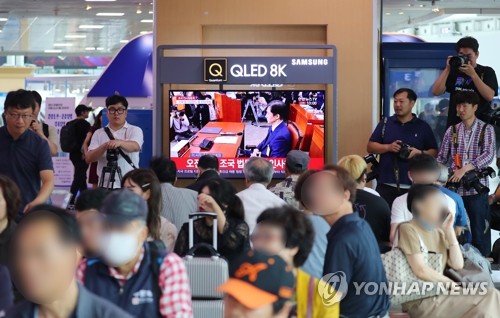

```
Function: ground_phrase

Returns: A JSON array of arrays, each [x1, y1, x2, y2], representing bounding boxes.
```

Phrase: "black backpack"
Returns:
[[60, 120, 79, 152]]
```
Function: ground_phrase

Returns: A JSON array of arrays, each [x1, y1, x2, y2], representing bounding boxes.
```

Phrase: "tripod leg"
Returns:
[[251, 102, 260, 127], [116, 167, 123, 186], [108, 168, 116, 189], [99, 166, 109, 189]]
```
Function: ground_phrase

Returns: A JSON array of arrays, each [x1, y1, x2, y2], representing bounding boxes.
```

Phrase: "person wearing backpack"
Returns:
[[63, 104, 92, 205], [76, 190, 193, 318]]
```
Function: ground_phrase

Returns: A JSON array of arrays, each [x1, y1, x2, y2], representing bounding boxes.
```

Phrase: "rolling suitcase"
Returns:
[[184, 212, 228, 318]]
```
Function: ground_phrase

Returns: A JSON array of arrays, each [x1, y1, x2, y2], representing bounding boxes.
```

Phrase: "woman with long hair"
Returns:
[[174, 178, 250, 263], [84, 110, 103, 188], [122, 169, 177, 252]]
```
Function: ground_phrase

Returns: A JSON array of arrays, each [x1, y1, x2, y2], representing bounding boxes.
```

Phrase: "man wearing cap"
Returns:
[[269, 150, 309, 209], [69, 104, 92, 205], [218, 250, 295, 318], [76, 190, 193, 318]]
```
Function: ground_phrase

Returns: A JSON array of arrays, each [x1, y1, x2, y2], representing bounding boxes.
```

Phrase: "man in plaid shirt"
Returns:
[[438, 91, 496, 256], [76, 190, 193, 318]]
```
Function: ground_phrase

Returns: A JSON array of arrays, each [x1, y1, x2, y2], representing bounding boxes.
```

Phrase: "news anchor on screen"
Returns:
[[251, 100, 292, 158]]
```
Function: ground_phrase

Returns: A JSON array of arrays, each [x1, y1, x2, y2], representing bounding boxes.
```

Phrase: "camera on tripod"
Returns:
[[446, 167, 496, 194], [106, 149, 119, 163], [364, 154, 380, 182]]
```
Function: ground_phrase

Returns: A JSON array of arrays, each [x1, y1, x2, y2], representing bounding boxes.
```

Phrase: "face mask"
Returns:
[[414, 216, 436, 232], [100, 230, 141, 267]]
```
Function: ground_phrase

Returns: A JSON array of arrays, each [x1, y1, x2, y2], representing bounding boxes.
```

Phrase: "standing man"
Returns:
[[7, 206, 132, 318], [432, 36, 498, 127], [0, 89, 54, 219], [269, 150, 309, 209], [87, 95, 143, 188], [252, 100, 291, 158], [438, 91, 496, 256], [305, 166, 390, 318], [30, 90, 59, 156], [68, 104, 92, 205], [367, 88, 438, 207]]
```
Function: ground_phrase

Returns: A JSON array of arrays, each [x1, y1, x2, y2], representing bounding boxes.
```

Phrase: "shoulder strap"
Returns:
[[451, 124, 458, 151], [306, 275, 315, 318], [104, 127, 115, 140], [148, 241, 168, 299], [478, 123, 488, 150], [381, 117, 388, 140]]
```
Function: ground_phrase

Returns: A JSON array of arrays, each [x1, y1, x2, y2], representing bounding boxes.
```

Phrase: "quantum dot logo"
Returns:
[[319, 271, 348, 306]]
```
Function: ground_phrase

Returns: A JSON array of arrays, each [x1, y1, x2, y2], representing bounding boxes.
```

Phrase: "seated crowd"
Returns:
[[1, 88, 500, 318]]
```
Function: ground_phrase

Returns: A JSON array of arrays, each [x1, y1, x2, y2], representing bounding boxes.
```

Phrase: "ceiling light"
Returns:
[[79, 24, 104, 29], [86, 5, 92, 10], [44, 49, 62, 53], [65, 34, 87, 39], [385, 12, 391, 15], [96, 12, 125, 17], [136, 8, 142, 14], [419, 4, 425, 8], [140, 31, 150, 35], [0, 18, 8, 22], [53, 43, 73, 47], [149, 10, 153, 14], [432, 7, 440, 12], [140, 19, 153, 23], [119, 39, 129, 43], [96, 47, 104, 51], [398, 11, 405, 15], [85, 47, 96, 51]]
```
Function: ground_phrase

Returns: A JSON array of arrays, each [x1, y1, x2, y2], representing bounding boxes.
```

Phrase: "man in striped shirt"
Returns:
[[438, 91, 496, 256]]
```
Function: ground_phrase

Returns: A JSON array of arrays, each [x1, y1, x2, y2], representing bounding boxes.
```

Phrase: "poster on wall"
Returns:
[[45, 97, 76, 187]]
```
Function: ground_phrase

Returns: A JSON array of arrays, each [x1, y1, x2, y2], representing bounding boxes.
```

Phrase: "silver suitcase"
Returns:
[[184, 212, 228, 318]]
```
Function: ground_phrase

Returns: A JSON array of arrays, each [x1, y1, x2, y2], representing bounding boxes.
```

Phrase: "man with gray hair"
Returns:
[[237, 157, 287, 234]]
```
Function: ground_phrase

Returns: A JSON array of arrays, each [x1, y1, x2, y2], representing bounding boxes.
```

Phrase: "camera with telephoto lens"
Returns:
[[364, 154, 380, 182], [446, 167, 496, 194], [449, 55, 470, 68], [106, 149, 119, 163], [398, 142, 412, 160]]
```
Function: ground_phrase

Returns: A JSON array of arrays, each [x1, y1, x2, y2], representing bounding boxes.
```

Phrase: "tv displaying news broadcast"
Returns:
[[169, 91, 326, 178]]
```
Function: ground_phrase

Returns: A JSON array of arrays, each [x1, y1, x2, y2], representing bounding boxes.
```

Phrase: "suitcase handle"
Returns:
[[188, 212, 218, 251], [186, 242, 220, 258]]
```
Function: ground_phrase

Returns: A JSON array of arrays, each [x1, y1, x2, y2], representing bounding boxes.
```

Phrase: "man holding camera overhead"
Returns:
[[87, 95, 143, 189], [438, 91, 496, 256], [432, 36, 498, 128], [367, 88, 438, 207]]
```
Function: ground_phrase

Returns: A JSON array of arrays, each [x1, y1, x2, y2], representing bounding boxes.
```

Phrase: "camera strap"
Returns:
[[381, 117, 388, 140], [104, 127, 137, 169], [393, 157, 401, 192], [451, 122, 488, 166]]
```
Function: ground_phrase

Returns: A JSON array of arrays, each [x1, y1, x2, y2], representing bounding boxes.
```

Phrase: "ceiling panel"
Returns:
[[0, 0, 153, 55]]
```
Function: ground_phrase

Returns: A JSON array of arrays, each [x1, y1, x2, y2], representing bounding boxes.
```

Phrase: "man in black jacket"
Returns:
[[187, 155, 220, 192]]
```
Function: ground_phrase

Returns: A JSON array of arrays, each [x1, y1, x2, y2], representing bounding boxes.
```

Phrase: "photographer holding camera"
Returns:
[[432, 36, 498, 128], [367, 88, 438, 207], [169, 110, 193, 140], [87, 95, 143, 189], [438, 91, 496, 256]]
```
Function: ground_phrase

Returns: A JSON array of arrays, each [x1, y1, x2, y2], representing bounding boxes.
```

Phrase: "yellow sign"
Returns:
[[204, 58, 227, 82]]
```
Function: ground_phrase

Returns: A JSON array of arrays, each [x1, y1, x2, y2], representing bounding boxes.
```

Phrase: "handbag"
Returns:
[[445, 244, 494, 288], [381, 230, 443, 305]]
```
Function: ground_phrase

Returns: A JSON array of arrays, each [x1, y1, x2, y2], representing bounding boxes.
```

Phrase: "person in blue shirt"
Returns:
[[367, 88, 438, 207], [437, 164, 471, 243], [303, 165, 390, 318], [252, 100, 291, 158]]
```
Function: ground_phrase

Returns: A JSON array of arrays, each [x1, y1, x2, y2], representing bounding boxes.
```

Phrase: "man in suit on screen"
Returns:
[[252, 100, 292, 158]]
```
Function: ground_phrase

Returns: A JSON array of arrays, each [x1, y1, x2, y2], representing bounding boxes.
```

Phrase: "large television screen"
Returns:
[[169, 91, 326, 178]]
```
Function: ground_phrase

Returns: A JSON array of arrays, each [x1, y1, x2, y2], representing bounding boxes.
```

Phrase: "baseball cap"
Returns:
[[100, 189, 148, 224], [286, 150, 310, 171], [75, 104, 92, 115], [217, 250, 295, 310]]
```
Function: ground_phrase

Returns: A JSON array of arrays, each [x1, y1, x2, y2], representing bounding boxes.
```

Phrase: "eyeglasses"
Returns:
[[108, 108, 127, 115], [6, 112, 33, 121]]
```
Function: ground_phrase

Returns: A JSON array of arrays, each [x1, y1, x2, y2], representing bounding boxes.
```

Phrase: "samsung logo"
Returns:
[[291, 58, 329, 66]]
